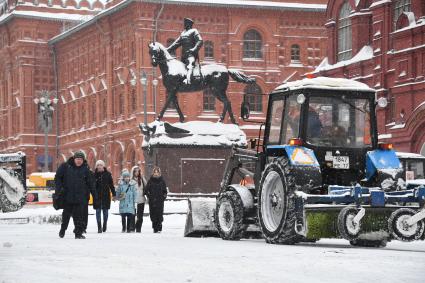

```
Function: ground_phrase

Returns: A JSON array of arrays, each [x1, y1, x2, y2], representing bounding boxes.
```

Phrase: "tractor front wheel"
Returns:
[[214, 191, 247, 240]]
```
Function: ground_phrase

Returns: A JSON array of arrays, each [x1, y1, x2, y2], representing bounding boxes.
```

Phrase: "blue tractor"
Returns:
[[213, 77, 425, 246]]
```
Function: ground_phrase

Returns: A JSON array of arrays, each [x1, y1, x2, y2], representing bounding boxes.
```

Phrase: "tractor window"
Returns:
[[406, 160, 424, 179], [307, 96, 371, 147], [268, 99, 284, 144], [281, 95, 300, 144]]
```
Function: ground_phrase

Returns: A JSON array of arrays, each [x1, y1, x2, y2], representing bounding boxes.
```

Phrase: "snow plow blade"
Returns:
[[0, 152, 27, 213], [184, 198, 219, 237]]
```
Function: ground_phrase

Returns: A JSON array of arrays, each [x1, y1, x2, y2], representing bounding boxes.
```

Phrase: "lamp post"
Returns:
[[140, 71, 148, 125], [152, 78, 158, 117], [33, 90, 58, 172]]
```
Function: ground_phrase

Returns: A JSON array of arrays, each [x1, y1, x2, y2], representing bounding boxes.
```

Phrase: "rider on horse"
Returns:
[[166, 18, 203, 85]]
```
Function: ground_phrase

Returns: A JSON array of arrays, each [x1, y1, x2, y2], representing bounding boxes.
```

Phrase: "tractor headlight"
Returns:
[[297, 94, 306, 104]]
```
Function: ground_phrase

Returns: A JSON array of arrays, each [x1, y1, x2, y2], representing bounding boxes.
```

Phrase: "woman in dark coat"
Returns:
[[93, 160, 116, 233], [145, 166, 168, 233]]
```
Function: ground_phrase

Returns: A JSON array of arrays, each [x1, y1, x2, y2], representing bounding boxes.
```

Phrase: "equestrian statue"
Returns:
[[149, 18, 255, 124]]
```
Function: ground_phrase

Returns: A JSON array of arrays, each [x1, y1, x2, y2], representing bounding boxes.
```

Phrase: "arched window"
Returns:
[[204, 40, 214, 59], [393, 0, 411, 28], [291, 44, 300, 62], [203, 89, 215, 111], [337, 1, 352, 62], [243, 30, 262, 59], [167, 38, 176, 56], [244, 83, 263, 112]]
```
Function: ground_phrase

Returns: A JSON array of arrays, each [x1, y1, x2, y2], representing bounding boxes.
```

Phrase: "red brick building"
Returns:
[[0, 0, 327, 177], [315, 0, 425, 155]]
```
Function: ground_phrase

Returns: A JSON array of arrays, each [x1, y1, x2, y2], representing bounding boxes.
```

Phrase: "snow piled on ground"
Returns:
[[1, 202, 425, 282]]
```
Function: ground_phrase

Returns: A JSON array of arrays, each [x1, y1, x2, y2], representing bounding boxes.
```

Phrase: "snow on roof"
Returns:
[[142, 121, 247, 148], [314, 45, 374, 73], [50, 0, 325, 43], [0, 9, 91, 25], [155, 0, 327, 10], [275, 76, 374, 92], [396, 152, 425, 159]]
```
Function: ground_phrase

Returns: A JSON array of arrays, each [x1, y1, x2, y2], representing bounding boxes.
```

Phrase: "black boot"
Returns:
[[75, 234, 86, 239], [59, 229, 65, 238], [97, 221, 102, 233], [103, 221, 107, 232], [122, 219, 126, 233]]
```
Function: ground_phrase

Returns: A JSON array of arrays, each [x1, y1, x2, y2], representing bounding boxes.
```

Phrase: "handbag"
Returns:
[[117, 184, 131, 201], [52, 191, 65, 210]]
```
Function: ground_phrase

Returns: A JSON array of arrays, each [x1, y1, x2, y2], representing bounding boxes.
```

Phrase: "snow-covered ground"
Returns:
[[1, 201, 425, 283]]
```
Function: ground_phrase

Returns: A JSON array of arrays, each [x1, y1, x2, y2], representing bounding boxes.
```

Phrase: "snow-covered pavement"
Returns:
[[1, 201, 425, 283]]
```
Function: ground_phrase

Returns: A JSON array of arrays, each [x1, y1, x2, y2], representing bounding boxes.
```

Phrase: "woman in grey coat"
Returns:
[[131, 165, 147, 233]]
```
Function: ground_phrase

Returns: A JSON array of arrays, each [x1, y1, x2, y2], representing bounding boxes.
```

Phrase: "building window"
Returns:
[[337, 1, 352, 62], [243, 29, 262, 59], [203, 89, 215, 111], [102, 97, 107, 121], [204, 41, 214, 59], [393, 0, 411, 29], [167, 38, 176, 56], [131, 89, 136, 113], [244, 83, 263, 112], [119, 93, 124, 116], [92, 97, 96, 124], [291, 44, 300, 62]]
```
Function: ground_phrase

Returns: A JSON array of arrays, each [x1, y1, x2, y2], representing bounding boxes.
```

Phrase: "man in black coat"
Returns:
[[55, 151, 95, 239], [93, 160, 116, 233], [145, 167, 168, 233]]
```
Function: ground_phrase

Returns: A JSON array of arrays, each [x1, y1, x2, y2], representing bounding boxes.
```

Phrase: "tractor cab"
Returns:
[[264, 80, 378, 188]]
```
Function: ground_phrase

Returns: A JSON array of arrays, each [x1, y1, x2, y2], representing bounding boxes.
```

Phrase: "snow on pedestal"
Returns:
[[142, 120, 247, 148]]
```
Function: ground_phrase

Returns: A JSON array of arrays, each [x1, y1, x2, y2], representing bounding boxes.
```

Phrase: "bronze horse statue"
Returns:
[[148, 42, 255, 124]]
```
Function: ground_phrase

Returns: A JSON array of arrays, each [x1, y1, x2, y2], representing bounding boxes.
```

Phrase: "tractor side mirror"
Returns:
[[241, 101, 250, 121]]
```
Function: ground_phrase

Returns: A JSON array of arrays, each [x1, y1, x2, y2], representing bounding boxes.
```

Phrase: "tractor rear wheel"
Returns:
[[258, 157, 300, 244], [214, 191, 247, 240]]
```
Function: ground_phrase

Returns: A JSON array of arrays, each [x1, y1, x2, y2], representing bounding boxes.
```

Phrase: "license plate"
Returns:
[[333, 156, 349, 169]]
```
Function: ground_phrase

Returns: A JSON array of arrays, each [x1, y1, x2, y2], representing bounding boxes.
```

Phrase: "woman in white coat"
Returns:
[[131, 166, 147, 233]]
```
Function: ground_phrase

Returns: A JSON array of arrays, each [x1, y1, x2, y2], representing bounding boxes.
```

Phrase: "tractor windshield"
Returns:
[[306, 95, 371, 148]]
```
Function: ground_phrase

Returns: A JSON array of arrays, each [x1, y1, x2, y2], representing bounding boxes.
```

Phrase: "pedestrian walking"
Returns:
[[116, 170, 136, 233], [93, 160, 116, 233], [131, 166, 147, 233], [145, 166, 167, 233], [54, 151, 95, 239]]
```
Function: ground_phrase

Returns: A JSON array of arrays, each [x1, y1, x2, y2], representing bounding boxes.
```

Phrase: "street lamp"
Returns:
[[34, 90, 58, 172], [130, 69, 159, 123]]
